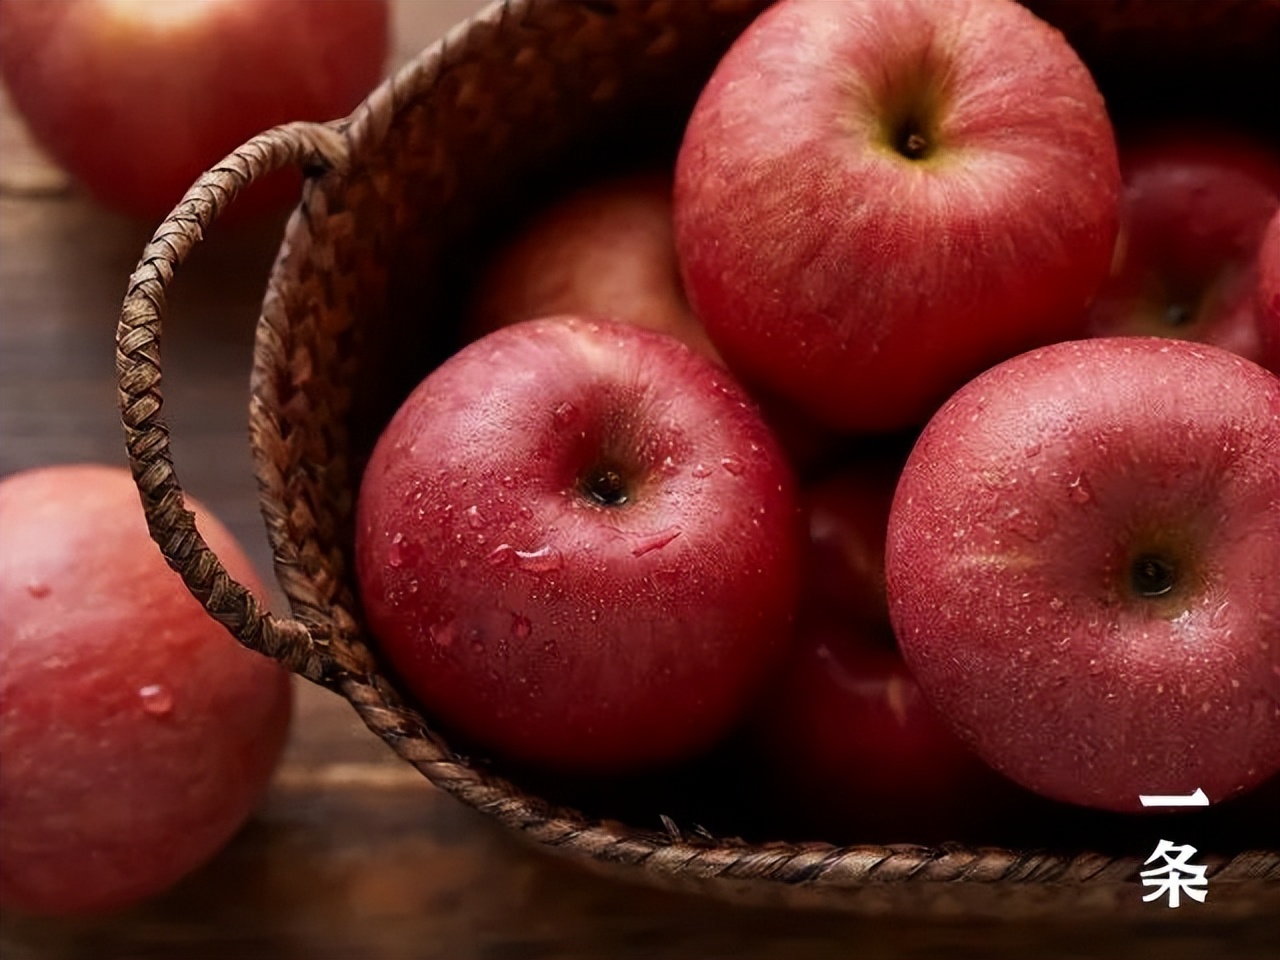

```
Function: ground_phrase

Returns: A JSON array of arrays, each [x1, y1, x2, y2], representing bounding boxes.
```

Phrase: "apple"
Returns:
[[354, 316, 801, 775], [885, 336, 1280, 813], [0, 464, 292, 916], [466, 171, 720, 363], [1258, 210, 1280, 369], [673, 0, 1121, 432], [0, 0, 388, 221], [752, 614, 1018, 843], [463, 169, 840, 474], [753, 456, 1014, 841], [1084, 128, 1280, 371], [802, 452, 903, 625]]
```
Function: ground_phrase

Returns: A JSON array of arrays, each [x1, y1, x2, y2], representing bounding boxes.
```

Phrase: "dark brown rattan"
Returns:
[[115, 0, 1280, 917]]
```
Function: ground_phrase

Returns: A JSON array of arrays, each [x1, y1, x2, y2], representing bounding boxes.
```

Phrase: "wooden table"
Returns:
[[2, 4, 1276, 957]]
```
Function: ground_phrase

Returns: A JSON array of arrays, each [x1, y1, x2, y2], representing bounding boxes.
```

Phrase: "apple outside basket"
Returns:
[[115, 0, 1280, 918]]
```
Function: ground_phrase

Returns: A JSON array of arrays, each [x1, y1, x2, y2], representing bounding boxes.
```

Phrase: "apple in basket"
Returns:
[[355, 316, 801, 774], [0, 0, 389, 221], [1084, 127, 1280, 372], [673, 0, 1121, 432], [753, 458, 1017, 841], [0, 465, 292, 916], [886, 337, 1280, 813], [466, 171, 721, 363], [462, 168, 839, 476]]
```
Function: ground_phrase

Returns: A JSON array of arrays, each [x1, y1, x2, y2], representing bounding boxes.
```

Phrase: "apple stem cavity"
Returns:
[[893, 120, 933, 161], [1130, 552, 1178, 598], [581, 465, 630, 507]]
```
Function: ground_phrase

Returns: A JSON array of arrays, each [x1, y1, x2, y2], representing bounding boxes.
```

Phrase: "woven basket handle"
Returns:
[[116, 121, 349, 685]]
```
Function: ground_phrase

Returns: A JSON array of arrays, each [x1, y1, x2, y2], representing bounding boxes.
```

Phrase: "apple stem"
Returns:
[[901, 132, 930, 160]]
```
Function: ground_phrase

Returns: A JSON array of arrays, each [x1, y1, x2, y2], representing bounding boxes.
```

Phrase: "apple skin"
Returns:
[[753, 614, 1019, 843], [0, 465, 292, 916], [674, 0, 1120, 432], [754, 456, 1017, 842], [802, 454, 901, 625], [0, 0, 388, 221], [467, 172, 720, 363], [355, 316, 801, 775], [885, 336, 1280, 813], [1259, 210, 1280, 369], [463, 169, 840, 477], [1085, 129, 1280, 372]]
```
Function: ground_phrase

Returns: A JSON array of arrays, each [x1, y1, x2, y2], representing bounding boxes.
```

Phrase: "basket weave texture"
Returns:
[[116, 0, 1280, 917]]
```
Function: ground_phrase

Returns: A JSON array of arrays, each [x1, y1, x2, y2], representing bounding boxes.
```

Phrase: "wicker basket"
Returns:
[[115, 0, 1280, 918]]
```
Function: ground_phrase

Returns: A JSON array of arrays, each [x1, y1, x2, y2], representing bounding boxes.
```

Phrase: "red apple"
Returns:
[[354, 316, 801, 774], [1258, 210, 1280, 368], [674, 0, 1120, 432], [755, 455, 1013, 841], [1085, 128, 1280, 372], [886, 337, 1280, 813], [753, 614, 1016, 843], [463, 170, 840, 472], [802, 454, 902, 625], [0, 0, 388, 221], [0, 465, 292, 916], [467, 171, 720, 362]]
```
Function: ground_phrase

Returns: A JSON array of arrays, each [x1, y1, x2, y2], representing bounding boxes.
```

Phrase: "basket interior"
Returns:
[[248, 0, 1280, 873]]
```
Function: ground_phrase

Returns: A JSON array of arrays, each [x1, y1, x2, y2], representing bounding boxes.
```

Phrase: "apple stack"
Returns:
[[113, 0, 1279, 913], [354, 0, 1280, 843]]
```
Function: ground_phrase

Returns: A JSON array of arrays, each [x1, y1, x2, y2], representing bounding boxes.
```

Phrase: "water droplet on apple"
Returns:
[[138, 683, 174, 717], [1048, 597, 1065, 612], [660, 455, 678, 475], [500, 474, 517, 488], [1007, 508, 1052, 542], [631, 527, 682, 557], [487, 543, 514, 566], [1024, 441, 1042, 457], [554, 401, 576, 424], [1068, 474, 1093, 504], [387, 533, 419, 569], [511, 614, 532, 640], [720, 456, 744, 476], [514, 545, 563, 572], [25, 581, 50, 599], [691, 463, 712, 479], [430, 618, 456, 647], [466, 505, 485, 529]]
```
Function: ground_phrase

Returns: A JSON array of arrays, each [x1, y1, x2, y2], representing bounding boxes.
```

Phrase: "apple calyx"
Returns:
[[580, 464, 630, 507], [1128, 552, 1178, 599]]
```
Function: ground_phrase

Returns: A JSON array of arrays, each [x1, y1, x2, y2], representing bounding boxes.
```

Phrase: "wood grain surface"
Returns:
[[1, 3, 1276, 958]]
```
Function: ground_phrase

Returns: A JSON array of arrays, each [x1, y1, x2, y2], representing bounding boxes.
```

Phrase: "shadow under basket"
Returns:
[[115, 0, 1280, 919]]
